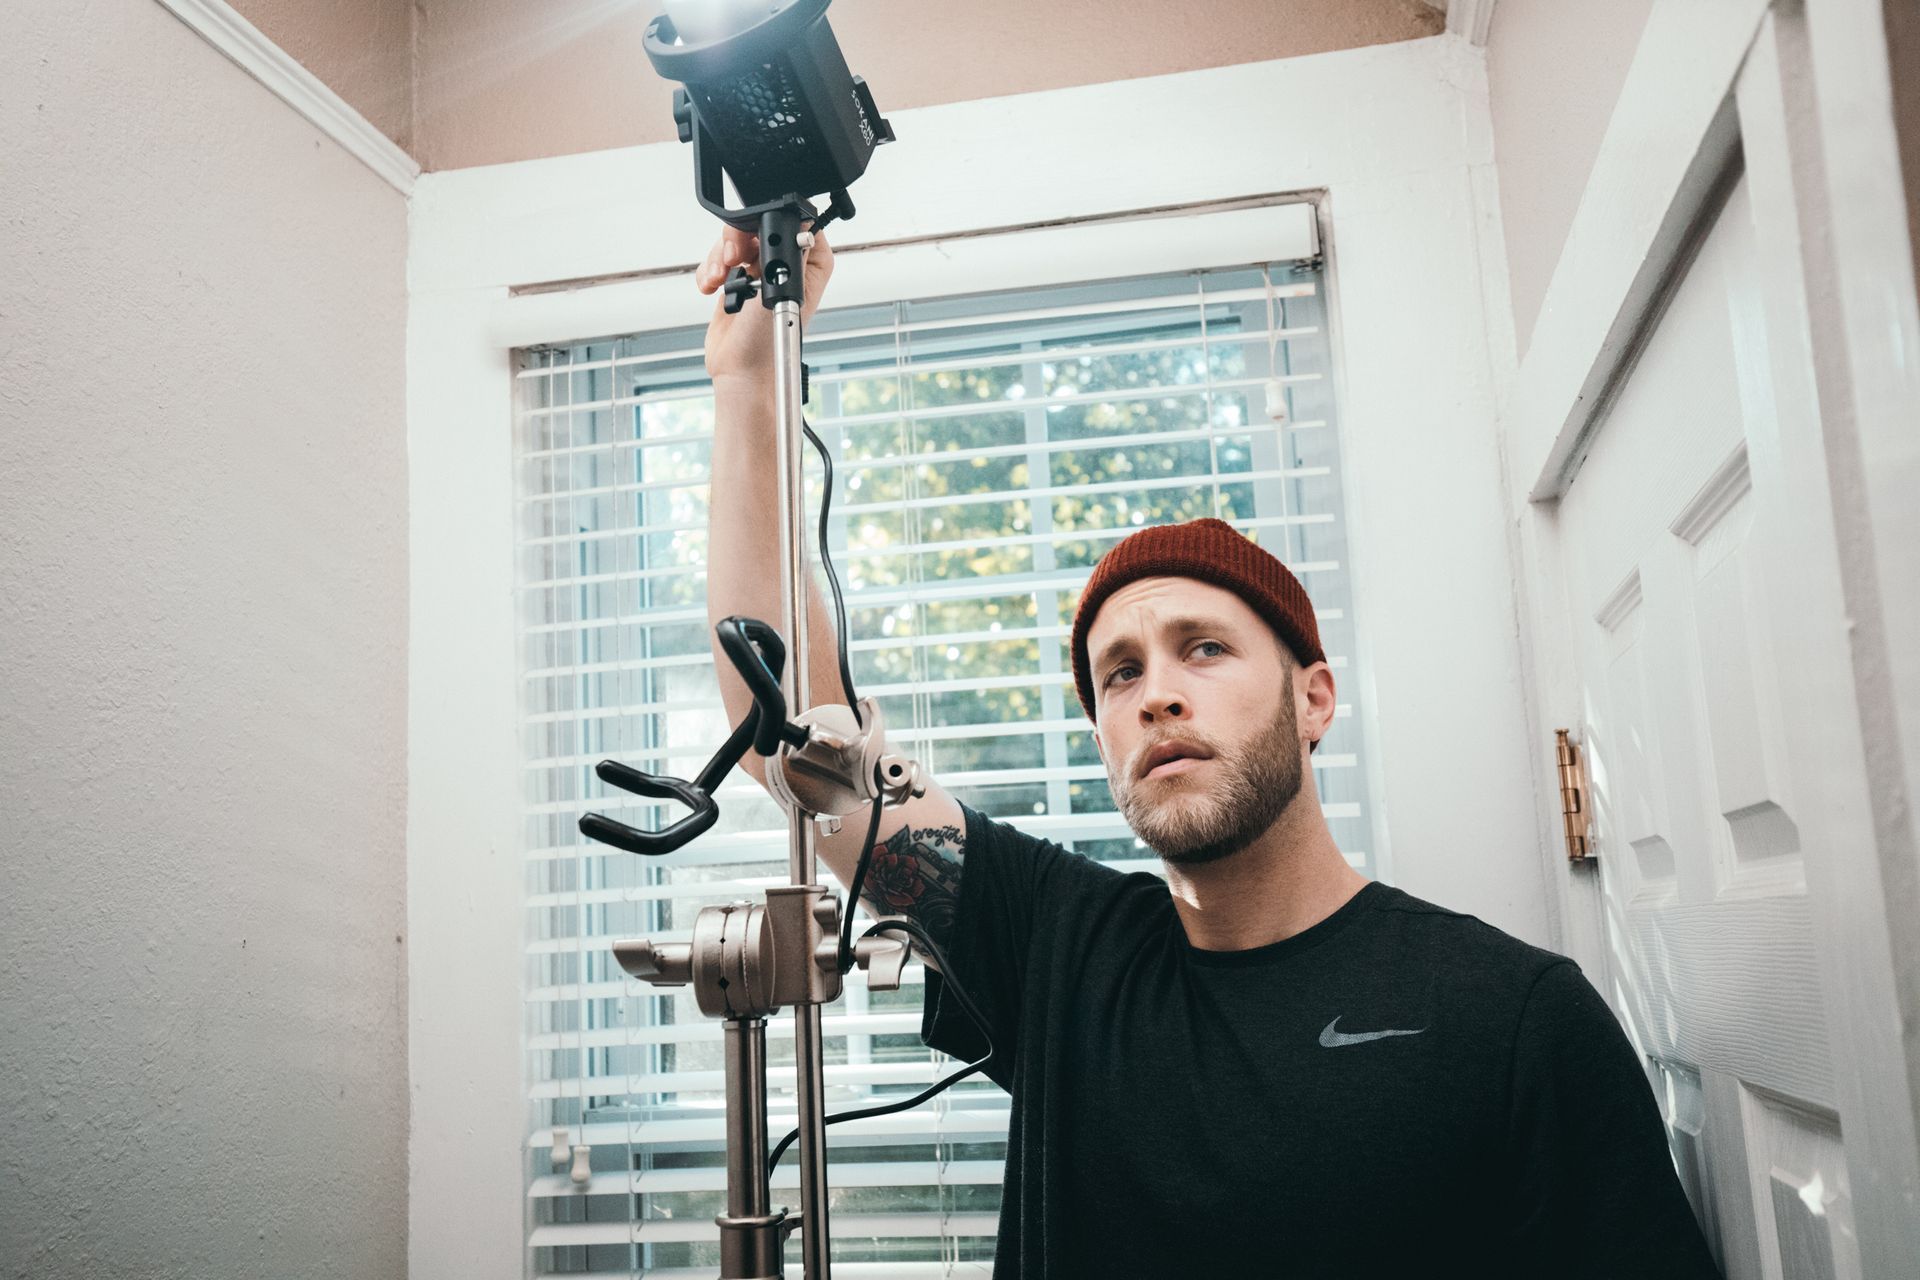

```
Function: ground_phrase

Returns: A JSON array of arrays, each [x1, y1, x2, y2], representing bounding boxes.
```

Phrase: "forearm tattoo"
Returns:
[[861, 821, 965, 955]]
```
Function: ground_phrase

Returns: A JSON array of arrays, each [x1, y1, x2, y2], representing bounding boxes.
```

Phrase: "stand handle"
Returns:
[[578, 616, 805, 856], [578, 750, 731, 856], [716, 617, 801, 757]]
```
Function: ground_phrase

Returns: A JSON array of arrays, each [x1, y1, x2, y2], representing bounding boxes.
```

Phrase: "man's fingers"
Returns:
[[698, 232, 752, 293], [698, 226, 831, 296], [797, 231, 834, 322]]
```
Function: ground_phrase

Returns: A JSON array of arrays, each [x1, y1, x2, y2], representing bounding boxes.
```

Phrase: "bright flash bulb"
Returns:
[[661, 0, 765, 44]]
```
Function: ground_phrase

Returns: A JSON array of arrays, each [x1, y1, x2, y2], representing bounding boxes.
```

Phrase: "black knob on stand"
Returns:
[[722, 266, 759, 314]]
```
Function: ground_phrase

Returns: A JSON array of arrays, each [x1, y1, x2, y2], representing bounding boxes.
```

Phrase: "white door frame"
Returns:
[[1503, 0, 1920, 1269]]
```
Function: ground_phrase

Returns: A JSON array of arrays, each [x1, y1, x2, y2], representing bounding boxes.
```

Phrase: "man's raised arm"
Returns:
[[695, 226, 966, 949]]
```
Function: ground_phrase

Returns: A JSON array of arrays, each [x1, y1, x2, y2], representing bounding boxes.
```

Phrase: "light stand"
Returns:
[[576, 4, 903, 1276]]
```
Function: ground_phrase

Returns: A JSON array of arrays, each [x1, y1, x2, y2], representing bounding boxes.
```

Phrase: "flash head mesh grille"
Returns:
[[693, 62, 822, 203]]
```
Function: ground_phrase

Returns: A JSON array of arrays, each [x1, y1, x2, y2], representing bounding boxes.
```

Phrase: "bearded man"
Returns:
[[699, 227, 1720, 1278]]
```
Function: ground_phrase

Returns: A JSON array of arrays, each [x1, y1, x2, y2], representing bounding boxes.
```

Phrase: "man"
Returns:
[[697, 227, 1721, 1277]]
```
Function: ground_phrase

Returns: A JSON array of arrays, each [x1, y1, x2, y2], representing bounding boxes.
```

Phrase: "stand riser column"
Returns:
[[771, 287, 834, 1279]]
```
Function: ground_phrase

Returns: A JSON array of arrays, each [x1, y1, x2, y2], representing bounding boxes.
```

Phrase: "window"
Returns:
[[517, 253, 1370, 1273]]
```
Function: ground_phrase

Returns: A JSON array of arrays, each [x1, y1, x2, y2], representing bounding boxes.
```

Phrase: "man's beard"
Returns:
[[1111, 696, 1305, 867]]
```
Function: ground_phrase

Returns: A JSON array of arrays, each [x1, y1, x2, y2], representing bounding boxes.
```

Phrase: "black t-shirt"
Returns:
[[920, 803, 1722, 1278]]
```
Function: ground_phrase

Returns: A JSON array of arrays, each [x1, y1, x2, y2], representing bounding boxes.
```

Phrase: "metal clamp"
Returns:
[[767, 698, 927, 829], [613, 886, 845, 1017]]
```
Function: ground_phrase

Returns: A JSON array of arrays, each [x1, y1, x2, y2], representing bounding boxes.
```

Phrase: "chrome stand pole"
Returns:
[[771, 292, 833, 1280], [718, 1017, 783, 1279]]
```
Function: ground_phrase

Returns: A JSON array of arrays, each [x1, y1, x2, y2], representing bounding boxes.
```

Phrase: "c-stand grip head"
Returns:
[[590, 628, 927, 1010], [610, 695, 926, 1011], [611, 883, 912, 1017]]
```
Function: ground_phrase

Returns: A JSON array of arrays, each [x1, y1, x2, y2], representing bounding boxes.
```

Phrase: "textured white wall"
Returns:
[[232, 0, 415, 152], [1485, 0, 1655, 359], [0, 1, 409, 1274]]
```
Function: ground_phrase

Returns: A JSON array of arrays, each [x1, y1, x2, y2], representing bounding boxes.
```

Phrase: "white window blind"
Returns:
[[515, 255, 1373, 1276]]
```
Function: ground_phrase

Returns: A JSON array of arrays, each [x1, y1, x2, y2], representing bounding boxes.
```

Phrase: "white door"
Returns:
[[1532, 3, 1920, 1250], [1520, 12, 1920, 1279], [1553, 165, 1857, 1278]]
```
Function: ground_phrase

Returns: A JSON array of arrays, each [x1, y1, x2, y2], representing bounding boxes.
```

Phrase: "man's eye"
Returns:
[[1104, 664, 1139, 687], [1193, 641, 1226, 658]]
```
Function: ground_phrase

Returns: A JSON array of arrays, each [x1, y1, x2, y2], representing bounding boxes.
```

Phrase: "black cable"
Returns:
[[766, 916, 996, 1178], [839, 762, 889, 971], [769, 372, 997, 1181], [801, 415, 862, 727], [863, 917, 994, 1055], [802, 402, 880, 962], [794, 403, 878, 966]]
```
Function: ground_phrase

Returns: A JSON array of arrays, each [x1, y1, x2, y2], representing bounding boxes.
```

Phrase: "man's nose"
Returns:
[[1139, 662, 1189, 724]]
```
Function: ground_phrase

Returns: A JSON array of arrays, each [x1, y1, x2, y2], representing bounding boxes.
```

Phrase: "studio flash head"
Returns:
[[646, 0, 894, 235]]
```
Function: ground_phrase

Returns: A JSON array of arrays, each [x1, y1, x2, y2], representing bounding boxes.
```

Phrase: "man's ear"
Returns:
[[1301, 660, 1337, 743], [1091, 726, 1106, 766]]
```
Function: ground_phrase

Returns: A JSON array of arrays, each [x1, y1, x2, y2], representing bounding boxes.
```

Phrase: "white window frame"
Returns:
[[405, 37, 1544, 1278], [514, 245, 1368, 1271]]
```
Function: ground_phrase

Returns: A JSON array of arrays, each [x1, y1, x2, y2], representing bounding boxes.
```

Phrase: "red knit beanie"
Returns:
[[1070, 517, 1324, 720]]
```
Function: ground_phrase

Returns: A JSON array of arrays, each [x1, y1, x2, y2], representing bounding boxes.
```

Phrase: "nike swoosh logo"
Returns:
[[1319, 1016, 1427, 1048]]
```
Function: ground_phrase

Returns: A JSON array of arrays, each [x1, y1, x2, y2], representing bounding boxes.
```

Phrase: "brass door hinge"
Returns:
[[1555, 729, 1593, 863]]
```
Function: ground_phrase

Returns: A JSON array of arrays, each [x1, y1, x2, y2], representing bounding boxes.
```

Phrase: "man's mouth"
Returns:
[[1139, 740, 1213, 779]]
